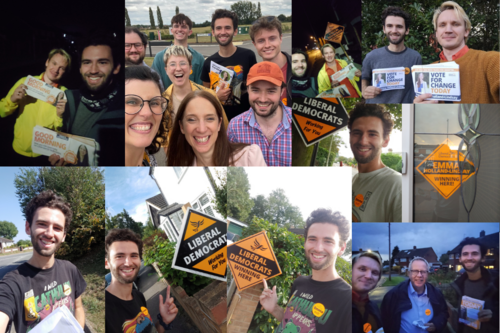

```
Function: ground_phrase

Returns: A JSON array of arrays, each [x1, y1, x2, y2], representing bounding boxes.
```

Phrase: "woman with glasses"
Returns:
[[125, 66, 169, 166]]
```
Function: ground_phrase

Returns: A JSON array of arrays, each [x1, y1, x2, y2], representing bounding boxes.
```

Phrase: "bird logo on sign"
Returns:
[[191, 219, 204, 232], [251, 239, 267, 251]]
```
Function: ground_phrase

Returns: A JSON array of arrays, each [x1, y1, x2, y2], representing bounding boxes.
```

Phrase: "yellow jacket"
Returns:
[[0, 74, 67, 157], [317, 60, 362, 96]]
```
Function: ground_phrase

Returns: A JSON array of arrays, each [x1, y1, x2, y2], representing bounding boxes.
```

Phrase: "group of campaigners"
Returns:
[[125, 10, 293, 167]]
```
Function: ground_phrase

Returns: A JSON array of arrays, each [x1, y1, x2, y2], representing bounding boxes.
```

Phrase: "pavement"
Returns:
[[368, 274, 409, 307], [0, 251, 32, 279]]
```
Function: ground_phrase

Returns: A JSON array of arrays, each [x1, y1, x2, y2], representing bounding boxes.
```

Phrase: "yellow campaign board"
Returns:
[[324, 22, 345, 44], [416, 139, 475, 199], [171, 208, 227, 281], [227, 231, 282, 291]]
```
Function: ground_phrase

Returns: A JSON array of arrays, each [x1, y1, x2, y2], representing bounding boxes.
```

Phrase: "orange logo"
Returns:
[[363, 323, 372, 332], [282, 97, 287, 105], [425, 309, 431, 316], [64, 151, 77, 164], [354, 194, 364, 207], [405, 67, 410, 75]]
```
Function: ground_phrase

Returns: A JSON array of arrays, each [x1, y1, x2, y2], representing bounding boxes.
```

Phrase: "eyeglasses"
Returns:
[[125, 95, 168, 115], [167, 61, 189, 68], [410, 270, 428, 276], [125, 43, 145, 50]]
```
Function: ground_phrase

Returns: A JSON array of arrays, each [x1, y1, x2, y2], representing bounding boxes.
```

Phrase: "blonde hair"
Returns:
[[47, 49, 71, 71], [163, 45, 193, 66], [433, 1, 471, 43]]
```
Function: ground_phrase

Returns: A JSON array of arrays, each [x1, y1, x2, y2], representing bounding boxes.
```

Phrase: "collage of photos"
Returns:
[[0, 0, 498, 333]]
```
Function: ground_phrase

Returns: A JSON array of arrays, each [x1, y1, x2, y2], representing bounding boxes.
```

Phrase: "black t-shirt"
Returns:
[[276, 275, 352, 333], [0, 259, 87, 333], [105, 289, 154, 333], [201, 47, 257, 121]]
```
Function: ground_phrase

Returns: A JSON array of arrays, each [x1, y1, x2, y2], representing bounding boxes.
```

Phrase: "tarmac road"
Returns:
[[0, 251, 31, 279]]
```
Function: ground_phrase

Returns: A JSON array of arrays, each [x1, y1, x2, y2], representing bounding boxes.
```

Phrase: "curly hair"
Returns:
[[347, 102, 394, 139], [211, 9, 238, 31], [304, 208, 350, 244], [25, 190, 72, 232], [105, 228, 143, 260], [457, 237, 487, 258], [292, 49, 308, 63], [381, 6, 411, 30]]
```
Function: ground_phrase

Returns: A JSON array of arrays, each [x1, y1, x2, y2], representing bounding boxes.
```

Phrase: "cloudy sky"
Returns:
[[353, 223, 499, 261], [126, 0, 291, 26]]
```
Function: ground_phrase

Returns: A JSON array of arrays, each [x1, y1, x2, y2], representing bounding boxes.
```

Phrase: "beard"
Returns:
[[351, 143, 382, 164], [82, 72, 114, 93], [305, 249, 335, 271], [292, 66, 306, 78], [215, 33, 234, 47], [462, 260, 481, 273], [109, 263, 140, 284], [385, 31, 405, 45], [125, 52, 145, 66], [31, 233, 62, 257], [250, 99, 281, 118]]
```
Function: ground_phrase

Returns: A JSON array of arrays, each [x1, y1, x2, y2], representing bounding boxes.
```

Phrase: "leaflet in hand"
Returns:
[[411, 62, 460, 101], [316, 85, 351, 98], [330, 63, 357, 82], [32, 126, 97, 166], [29, 306, 84, 333], [208, 61, 234, 93], [24, 75, 65, 105], [372, 67, 405, 91], [459, 295, 484, 330]]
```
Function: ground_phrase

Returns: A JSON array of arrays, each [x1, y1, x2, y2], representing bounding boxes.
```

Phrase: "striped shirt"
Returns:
[[227, 103, 292, 166]]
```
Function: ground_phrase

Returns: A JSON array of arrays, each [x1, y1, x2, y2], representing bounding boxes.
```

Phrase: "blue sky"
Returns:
[[353, 223, 500, 261], [104, 167, 161, 225]]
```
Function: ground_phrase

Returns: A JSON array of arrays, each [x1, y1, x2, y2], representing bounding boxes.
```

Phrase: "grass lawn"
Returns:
[[72, 244, 106, 333], [382, 276, 406, 286], [0, 249, 32, 256], [144, 57, 154, 67]]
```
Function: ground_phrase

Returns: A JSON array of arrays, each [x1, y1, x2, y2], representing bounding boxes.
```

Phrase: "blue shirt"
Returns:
[[400, 283, 434, 333]]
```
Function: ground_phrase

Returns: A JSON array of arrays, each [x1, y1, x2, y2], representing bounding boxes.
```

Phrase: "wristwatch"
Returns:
[[157, 313, 173, 330]]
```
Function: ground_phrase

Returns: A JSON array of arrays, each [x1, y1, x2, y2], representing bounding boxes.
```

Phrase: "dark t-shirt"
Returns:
[[105, 289, 154, 333], [0, 259, 87, 333], [276, 276, 352, 333], [201, 47, 257, 121], [463, 278, 488, 333]]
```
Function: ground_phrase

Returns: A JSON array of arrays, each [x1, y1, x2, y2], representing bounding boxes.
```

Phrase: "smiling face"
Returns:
[[408, 259, 428, 291], [166, 55, 191, 88], [125, 80, 164, 151], [291, 53, 307, 77], [80, 45, 120, 93], [79, 145, 87, 156], [26, 207, 66, 258], [45, 53, 68, 84], [253, 28, 282, 62], [349, 116, 389, 165], [377, 73, 382, 80], [459, 244, 484, 273], [353, 256, 381, 295], [322, 46, 336, 64], [125, 32, 145, 65], [383, 15, 408, 46], [171, 20, 192, 43], [419, 73, 424, 81], [213, 17, 236, 47], [105, 241, 141, 285], [436, 9, 469, 52], [304, 223, 345, 272], [248, 80, 282, 118], [180, 96, 221, 159]]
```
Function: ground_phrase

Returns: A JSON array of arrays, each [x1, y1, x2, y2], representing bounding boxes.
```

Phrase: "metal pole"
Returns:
[[310, 143, 319, 166], [389, 223, 391, 281]]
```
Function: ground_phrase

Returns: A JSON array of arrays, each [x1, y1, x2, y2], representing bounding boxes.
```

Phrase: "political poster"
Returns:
[[372, 67, 405, 91], [227, 231, 281, 291], [24, 75, 65, 105], [330, 63, 357, 83], [209, 61, 234, 93], [171, 208, 227, 281], [412, 62, 461, 101], [324, 22, 344, 44]]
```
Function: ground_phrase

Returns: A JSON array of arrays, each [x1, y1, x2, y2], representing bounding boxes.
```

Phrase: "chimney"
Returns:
[[359, 248, 363, 252], [480, 230, 485, 237], [413, 246, 417, 249]]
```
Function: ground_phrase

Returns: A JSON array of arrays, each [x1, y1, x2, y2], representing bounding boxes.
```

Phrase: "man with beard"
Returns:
[[381, 257, 448, 333], [349, 102, 401, 222], [260, 209, 351, 332], [0, 49, 70, 166], [448, 238, 498, 333], [362, 6, 422, 103], [227, 61, 292, 166], [352, 252, 383, 333], [0, 190, 86, 333], [50, 32, 124, 166], [105, 228, 178, 333], [291, 49, 319, 98], [125, 27, 164, 92], [201, 9, 257, 121]]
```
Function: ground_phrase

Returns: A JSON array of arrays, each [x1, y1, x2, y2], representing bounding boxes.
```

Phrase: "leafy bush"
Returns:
[[381, 152, 402, 173]]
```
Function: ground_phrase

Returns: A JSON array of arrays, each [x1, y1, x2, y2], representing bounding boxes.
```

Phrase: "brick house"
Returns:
[[393, 246, 438, 268], [446, 230, 499, 272], [0, 237, 15, 251]]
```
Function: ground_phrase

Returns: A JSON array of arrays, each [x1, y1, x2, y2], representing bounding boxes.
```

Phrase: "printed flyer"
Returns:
[[316, 85, 351, 98], [24, 76, 65, 105], [372, 67, 405, 91], [330, 63, 357, 83], [459, 295, 484, 330], [208, 61, 234, 93], [412, 62, 461, 101]]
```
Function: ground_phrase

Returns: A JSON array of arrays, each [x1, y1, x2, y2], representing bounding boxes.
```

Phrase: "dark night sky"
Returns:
[[353, 223, 499, 261]]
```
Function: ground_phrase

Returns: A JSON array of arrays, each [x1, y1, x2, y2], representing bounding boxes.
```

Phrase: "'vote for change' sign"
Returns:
[[171, 208, 227, 281], [227, 231, 282, 291], [292, 97, 348, 147]]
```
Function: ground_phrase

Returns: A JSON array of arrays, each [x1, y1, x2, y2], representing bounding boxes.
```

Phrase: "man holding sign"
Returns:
[[259, 209, 351, 332]]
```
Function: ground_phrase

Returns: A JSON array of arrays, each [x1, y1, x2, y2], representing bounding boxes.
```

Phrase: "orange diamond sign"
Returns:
[[324, 22, 345, 44], [416, 139, 475, 199]]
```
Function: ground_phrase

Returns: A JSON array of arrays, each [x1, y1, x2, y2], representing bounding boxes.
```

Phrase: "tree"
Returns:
[[381, 152, 402, 172], [266, 189, 304, 228], [142, 217, 156, 240], [227, 168, 254, 221], [125, 7, 131, 26], [110, 209, 144, 238], [277, 14, 286, 22], [256, 2, 262, 18], [0, 221, 18, 240], [175, 6, 179, 15], [149, 7, 155, 29], [208, 169, 227, 218], [248, 194, 268, 221], [157, 6, 164, 29], [230, 1, 255, 24], [391, 245, 400, 267], [439, 253, 449, 266]]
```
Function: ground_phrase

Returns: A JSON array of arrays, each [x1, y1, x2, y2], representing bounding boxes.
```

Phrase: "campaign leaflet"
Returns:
[[330, 63, 357, 83], [372, 67, 405, 91], [31, 126, 97, 166], [208, 61, 234, 93], [459, 295, 484, 330], [316, 85, 351, 98], [24, 75, 65, 105], [411, 62, 461, 101], [29, 306, 83, 333]]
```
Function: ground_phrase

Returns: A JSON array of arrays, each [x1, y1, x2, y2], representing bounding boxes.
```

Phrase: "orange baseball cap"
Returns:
[[246, 61, 284, 87]]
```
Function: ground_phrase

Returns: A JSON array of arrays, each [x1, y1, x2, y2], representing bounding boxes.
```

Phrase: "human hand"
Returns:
[[56, 98, 67, 118], [159, 285, 178, 325], [49, 154, 66, 166], [362, 86, 382, 99], [10, 84, 27, 103], [414, 93, 438, 104], [478, 309, 492, 322], [259, 279, 278, 313], [355, 70, 362, 77], [331, 80, 340, 87], [216, 86, 231, 102], [424, 322, 436, 331]]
